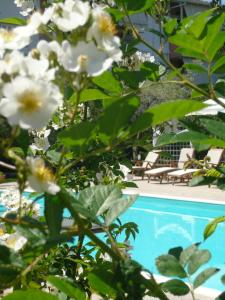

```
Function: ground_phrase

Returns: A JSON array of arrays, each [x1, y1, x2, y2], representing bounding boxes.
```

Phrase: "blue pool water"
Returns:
[[119, 195, 225, 291], [1, 193, 225, 291]]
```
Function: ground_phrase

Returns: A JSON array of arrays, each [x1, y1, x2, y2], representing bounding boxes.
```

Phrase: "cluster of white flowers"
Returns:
[[0, 0, 122, 196], [14, 0, 34, 16], [30, 128, 51, 152], [0, 189, 40, 215]]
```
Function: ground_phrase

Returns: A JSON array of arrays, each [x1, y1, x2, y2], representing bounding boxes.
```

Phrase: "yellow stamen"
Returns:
[[0, 29, 16, 42], [0, 228, 5, 236], [18, 90, 43, 113], [78, 55, 88, 70], [98, 15, 117, 35], [35, 166, 55, 183]]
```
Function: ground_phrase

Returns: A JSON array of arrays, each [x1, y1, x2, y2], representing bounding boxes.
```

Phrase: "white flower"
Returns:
[[14, 0, 34, 16], [60, 40, 113, 76], [0, 27, 31, 50], [27, 157, 60, 195], [1, 232, 27, 251], [51, 0, 90, 32], [30, 129, 51, 152], [87, 7, 121, 55], [0, 76, 62, 130], [37, 40, 62, 61], [0, 51, 25, 76]]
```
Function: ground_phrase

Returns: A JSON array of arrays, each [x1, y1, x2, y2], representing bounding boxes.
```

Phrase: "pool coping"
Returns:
[[124, 190, 225, 206]]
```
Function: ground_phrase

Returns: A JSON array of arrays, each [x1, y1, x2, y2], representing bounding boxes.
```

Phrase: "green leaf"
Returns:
[[3, 290, 59, 300], [180, 244, 199, 267], [92, 71, 122, 94], [140, 62, 162, 81], [206, 31, 225, 61], [212, 56, 225, 73], [122, 0, 155, 14], [88, 267, 117, 297], [169, 33, 203, 54], [175, 47, 206, 60], [47, 276, 86, 300], [221, 274, 225, 285], [193, 268, 219, 289], [130, 100, 206, 135], [105, 195, 136, 226], [216, 292, 225, 300], [70, 89, 110, 103], [162, 279, 190, 296], [0, 17, 26, 26], [155, 130, 225, 148], [188, 250, 211, 275], [114, 68, 146, 89], [204, 216, 225, 240], [98, 94, 140, 145], [189, 176, 216, 187], [156, 255, 187, 278], [187, 9, 214, 39], [183, 63, 207, 73], [200, 118, 225, 140], [164, 18, 178, 36], [58, 120, 97, 155], [203, 13, 225, 61], [45, 194, 64, 237], [0, 266, 20, 286]]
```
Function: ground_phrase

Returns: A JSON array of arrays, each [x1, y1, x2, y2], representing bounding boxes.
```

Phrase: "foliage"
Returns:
[[0, 1, 225, 300]]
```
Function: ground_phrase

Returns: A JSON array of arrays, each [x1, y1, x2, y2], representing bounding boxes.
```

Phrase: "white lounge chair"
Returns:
[[167, 148, 225, 184], [144, 148, 195, 183], [132, 151, 160, 179]]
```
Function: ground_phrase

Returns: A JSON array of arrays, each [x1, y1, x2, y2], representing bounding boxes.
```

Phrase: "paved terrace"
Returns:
[[125, 177, 225, 203]]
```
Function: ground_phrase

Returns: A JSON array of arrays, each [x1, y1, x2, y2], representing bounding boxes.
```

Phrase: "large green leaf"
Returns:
[[58, 120, 97, 155], [180, 244, 199, 267], [130, 100, 206, 135], [47, 276, 86, 300], [169, 33, 203, 54], [203, 13, 225, 61], [3, 290, 59, 300], [188, 250, 211, 275], [0, 17, 26, 26], [45, 194, 64, 237], [97, 94, 140, 145], [193, 268, 219, 289], [162, 279, 190, 296], [70, 89, 110, 103], [212, 56, 225, 73], [114, 68, 146, 89], [175, 47, 206, 60], [88, 267, 117, 297], [206, 31, 225, 61], [164, 18, 178, 36], [183, 63, 207, 73], [120, 0, 155, 14], [105, 195, 136, 226], [204, 216, 225, 240], [155, 130, 225, 148], [92, 71, 122, 94], [156, 255, 187, 278], [200, 118, 225, 140], [186, 9, 214, 39]]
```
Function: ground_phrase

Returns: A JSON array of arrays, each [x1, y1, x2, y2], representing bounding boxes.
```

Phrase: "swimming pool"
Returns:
[[119, 195, 225, 292], [1, 191, 225, 291]]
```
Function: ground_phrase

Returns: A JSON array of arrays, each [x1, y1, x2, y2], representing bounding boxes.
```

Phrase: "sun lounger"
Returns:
[[167, 148, 225, 184], [132, 151, 160, 179], [144, 148, 195, 183]]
